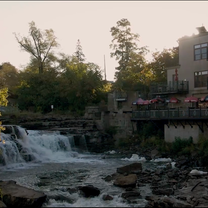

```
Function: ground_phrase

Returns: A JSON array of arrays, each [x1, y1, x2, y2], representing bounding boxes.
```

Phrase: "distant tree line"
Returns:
[[0, 19, 178, 115]]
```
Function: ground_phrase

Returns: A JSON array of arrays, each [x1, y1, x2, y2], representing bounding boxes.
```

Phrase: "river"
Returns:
[[0, 127, 172, 207]]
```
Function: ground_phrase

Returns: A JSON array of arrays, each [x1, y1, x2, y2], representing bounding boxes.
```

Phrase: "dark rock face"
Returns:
[[78, 185, 100, 198], [117, 163, 142, 175], [0, 180, 47, 208]]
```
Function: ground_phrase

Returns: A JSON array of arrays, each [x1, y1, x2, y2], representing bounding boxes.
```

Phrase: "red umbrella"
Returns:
[[169, 97, 180, 103], [150, 97, 165, 104], [132, 98, 144, 105], [200, 95, 208, 102], [184, 96, 199, 103], [132, 98, 150, 105], [143, 100, 150, 105], [150, 98, 158, 104]]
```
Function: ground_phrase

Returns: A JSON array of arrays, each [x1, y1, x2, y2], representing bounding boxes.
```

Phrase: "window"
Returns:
[[194, 70, 208, 87], [194, 43, 208, 60]]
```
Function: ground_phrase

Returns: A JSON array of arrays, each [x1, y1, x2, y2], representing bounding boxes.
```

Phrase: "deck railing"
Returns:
[[132, 107, 208, 120]]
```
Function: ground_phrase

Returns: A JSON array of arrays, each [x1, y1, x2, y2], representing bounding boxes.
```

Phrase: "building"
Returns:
[[132, 26, 208, 143]]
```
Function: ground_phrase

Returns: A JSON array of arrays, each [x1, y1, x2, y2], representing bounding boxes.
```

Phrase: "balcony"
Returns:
[[150, 80, 189, 95]]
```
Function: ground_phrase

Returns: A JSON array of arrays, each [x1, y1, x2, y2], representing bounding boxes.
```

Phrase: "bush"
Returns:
[[171, 137, 193, 155]]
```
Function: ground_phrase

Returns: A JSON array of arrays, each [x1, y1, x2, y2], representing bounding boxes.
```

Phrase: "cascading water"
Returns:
[[0, 126, 92, 166], [0, 126, 154, 207]]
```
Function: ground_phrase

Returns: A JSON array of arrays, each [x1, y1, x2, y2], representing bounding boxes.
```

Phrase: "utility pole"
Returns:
[[104, 55, 106, 81]]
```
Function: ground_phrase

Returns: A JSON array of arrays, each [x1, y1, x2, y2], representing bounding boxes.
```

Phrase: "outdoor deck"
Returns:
[[131, 107, 208, 121]]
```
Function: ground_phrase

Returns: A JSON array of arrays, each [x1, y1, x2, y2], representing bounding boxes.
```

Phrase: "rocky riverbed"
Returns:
[[1, 153, 208, 207]]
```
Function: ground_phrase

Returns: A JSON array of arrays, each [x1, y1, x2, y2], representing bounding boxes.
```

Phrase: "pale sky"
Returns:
[[1, 1, 208, 81]]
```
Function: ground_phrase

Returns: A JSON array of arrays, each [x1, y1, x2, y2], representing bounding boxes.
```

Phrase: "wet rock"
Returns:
[[102, 194, 113, 201], [78, 185, 100, 198], [121, 191, 141, 200], [117, 163, 142, 175], [0, 180, 47, 208], [66, 187, 78, 194], [114, 174, 137, 188], [103, 173, 119, 182], [152, 188, 174, 196], [47, 194, 74, 204], [151, 149, 160, 159], [145, 196, 192, 207]]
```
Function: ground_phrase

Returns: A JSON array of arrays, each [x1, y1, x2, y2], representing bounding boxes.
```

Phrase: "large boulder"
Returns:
[[78, 185, 100, 198], [117, 163, 142, 175], [114, 174, 137, 188], [0, 180, 47, 208]]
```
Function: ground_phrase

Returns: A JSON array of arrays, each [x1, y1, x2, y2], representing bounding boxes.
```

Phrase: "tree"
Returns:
[[0, 62, 19, 95], [148, 47, 179, 83], [110, 18, 148, 91], [74, 39, 85, 63], [0, 88, 8, 142], [14, 21, 59, 74]]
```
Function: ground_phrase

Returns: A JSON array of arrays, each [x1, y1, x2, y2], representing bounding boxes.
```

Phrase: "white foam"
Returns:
[[190, 169, 208, 175], [151, 158, 172, 163], [121, 154, 146, 162]]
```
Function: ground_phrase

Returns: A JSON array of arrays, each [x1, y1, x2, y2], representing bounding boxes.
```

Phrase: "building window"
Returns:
[[194, 70, 208, 87], [194, 43, 208, 60]]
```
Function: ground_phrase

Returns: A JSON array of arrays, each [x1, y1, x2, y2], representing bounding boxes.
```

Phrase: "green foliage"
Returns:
[[171, 137, 193, 155], [148, 47, 179, 83], [197, 135, 208, 156], [105, 126, 118, 137], [117, 137, 132, 149], [110, 18, 149, 91]]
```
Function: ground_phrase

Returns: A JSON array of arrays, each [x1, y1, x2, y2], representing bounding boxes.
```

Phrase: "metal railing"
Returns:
[[132, 107, 208, 120], [150, 80, 189, 94]]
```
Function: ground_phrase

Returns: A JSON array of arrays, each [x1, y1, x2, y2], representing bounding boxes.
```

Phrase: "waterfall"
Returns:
[[0, 134, 25, 165], [0, 126, 89, 166]]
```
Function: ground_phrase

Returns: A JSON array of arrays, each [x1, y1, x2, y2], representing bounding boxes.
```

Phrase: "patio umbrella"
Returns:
[[150, 97, 165, 104], [132, 98, 150, 105], [169, 97, 180, 103], [200, 95, 208, 102], [143, 100, 150, 105], [132, 98, 145, 105], [184, 96, 199, 103]]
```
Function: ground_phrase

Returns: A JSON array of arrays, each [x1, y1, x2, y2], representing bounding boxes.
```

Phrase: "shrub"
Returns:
[[171, 137, 193, 155]]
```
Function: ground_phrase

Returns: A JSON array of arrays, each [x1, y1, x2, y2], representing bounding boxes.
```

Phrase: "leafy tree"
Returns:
[[0, 62, 19, 95], [110, 18, 148, 91], [14, 21, 59, 74], [148, 47, 179, 83]]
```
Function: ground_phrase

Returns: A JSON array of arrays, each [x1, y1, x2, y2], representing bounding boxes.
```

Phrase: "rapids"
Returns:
[[0, 127, 169, 207]]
